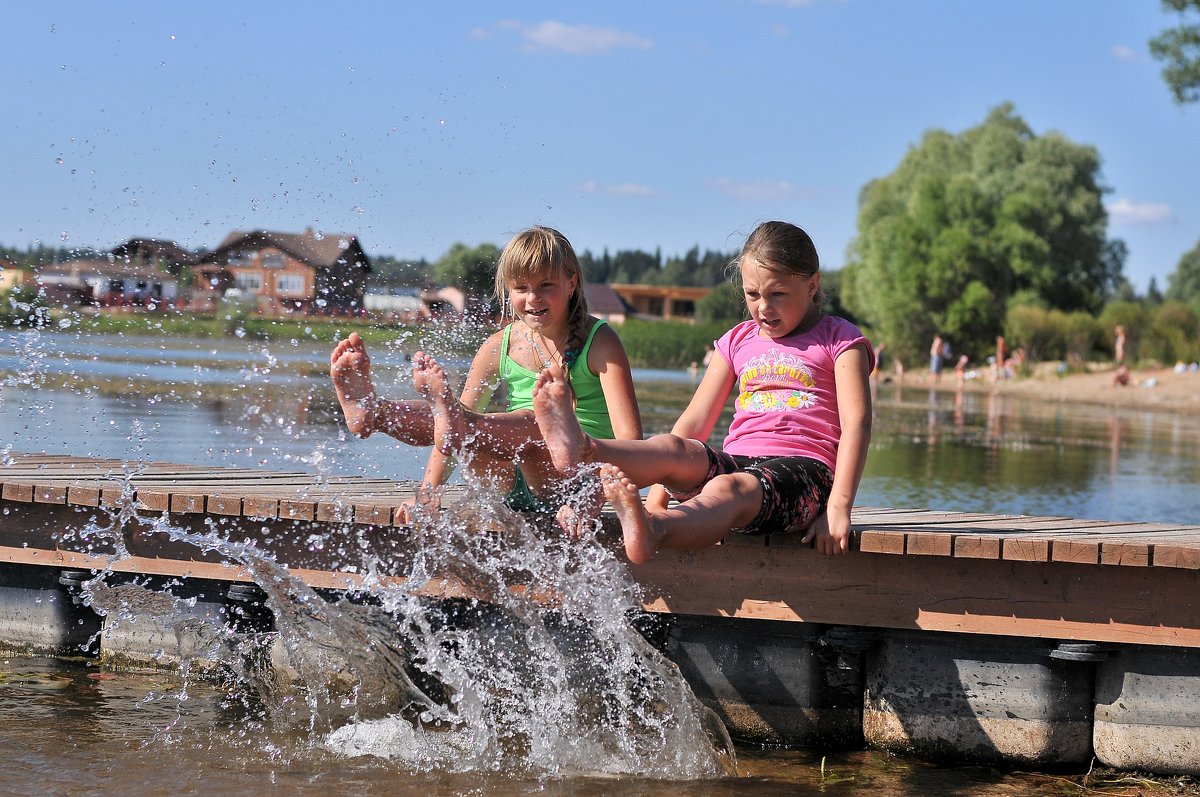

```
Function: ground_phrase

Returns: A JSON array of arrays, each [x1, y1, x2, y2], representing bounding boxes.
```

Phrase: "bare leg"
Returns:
[[411, 352, 466, 454], [533, 364, 709, 489], [330, 332, 379, 438], [604, 468, 764, 563], [330, 333, 435, 444], [532, 363, 589, 473], [600, 465, 661, 564]]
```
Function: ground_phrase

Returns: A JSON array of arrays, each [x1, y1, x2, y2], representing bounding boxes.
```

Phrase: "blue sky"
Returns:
[[4, 1, 1196, 292]]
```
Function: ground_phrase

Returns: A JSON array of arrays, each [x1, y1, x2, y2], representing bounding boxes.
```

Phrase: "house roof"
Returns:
[[203, 229, 372, 272], [110, 238, 198, 265], [583, 282, 632, 316]]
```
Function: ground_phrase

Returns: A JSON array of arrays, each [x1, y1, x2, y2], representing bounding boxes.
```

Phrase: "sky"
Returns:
[[4, 1, 1197, 293]]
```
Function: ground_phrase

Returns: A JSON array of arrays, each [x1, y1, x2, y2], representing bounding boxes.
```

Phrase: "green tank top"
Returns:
[[499, 319, 615, 439]]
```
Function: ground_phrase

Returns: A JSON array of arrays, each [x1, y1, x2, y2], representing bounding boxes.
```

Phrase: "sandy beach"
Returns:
[[896, 362, 1200, 415]]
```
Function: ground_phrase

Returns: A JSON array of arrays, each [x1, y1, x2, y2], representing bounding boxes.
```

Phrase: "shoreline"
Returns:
[[880, 362, 1200, 416]]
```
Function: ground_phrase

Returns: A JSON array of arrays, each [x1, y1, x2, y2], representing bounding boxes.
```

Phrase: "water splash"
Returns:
[[75, 480, 732, 779]]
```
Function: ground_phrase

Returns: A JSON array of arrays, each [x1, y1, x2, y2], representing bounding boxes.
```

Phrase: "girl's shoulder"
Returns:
[[816, 314, 867, 341]]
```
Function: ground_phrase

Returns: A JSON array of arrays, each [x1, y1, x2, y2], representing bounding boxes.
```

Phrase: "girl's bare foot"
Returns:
[[533, 362, 591, 474], [411, 352, 465, 454], [330, 332, 378, 438], [600, 465, 660, 564]]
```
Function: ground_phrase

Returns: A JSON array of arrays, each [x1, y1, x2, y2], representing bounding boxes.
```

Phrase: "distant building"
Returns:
[[110, 238, 199, 272], [193, 228, 371, 314], [37, 258, 178, 307], [608, 283, 711, 322], [584, 282, 631, 324], [0, 259, 29, 294]]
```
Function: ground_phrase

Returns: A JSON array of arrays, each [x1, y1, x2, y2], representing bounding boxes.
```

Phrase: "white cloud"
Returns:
[[578, 180, 658, 197], [708, 178, 797, 201], [1107, 198, 1173, 225], [495, 20, 652, 55], [1111, 44, 1140, 62]]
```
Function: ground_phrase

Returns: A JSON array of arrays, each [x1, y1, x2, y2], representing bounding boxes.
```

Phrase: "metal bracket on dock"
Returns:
[[1049, 641, 1111, 662], [57, 569, 91, 606]]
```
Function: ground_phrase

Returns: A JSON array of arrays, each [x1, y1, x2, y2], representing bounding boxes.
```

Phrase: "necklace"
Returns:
[[521, 323, 579, 372], [521, 324, 560, 371]]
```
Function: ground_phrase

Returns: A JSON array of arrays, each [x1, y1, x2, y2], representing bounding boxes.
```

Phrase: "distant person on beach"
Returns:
[[1114, 324, 1126, 366], [930, 335, 944, 383], [329, 225, 641, 530], [522, 221, 873, 562], [954, 354, 969, 386]]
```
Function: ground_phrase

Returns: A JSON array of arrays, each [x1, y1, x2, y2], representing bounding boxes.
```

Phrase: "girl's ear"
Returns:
[[809, 272, 821, 298]]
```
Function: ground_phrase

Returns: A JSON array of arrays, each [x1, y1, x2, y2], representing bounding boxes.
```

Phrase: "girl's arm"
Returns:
[[587, 323, 642, 440], [816, 343, 873, 555], [644, 352, 736, 512]]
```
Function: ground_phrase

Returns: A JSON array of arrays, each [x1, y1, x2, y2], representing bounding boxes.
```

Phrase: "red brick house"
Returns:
[[193, 228, 372, 314]]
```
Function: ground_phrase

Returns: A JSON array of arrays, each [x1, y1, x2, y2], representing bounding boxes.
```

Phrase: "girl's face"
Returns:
[[508, 268, 577, 333], [739, 256, 819, 339]]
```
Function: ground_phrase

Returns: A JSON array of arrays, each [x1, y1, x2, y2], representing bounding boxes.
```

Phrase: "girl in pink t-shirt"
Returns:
[[533, 220, 874, 563]]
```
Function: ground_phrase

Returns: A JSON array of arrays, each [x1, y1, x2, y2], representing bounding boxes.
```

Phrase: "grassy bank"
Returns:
[[27, 309, 723, 371]]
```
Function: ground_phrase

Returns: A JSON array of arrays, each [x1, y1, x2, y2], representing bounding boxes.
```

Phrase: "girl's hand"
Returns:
[[556, 481, 604, 538], [397, 483, 442, 526], [644, 484, 670, 514], [801, 508, 852, 555]]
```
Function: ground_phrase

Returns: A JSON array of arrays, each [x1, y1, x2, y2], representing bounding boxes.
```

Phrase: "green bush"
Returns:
[[612, 318, 730, 369]]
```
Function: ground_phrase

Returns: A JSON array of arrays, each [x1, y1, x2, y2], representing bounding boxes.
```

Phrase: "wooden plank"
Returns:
[[66, 485, 102, 507], [33, 485, 67, 504], [1051, 539, 1100, 565], [169, 494, 206, 513], [1002, 538, 1051, 562], [354, 504, 397, 526], [279, 500, 316, 521], [1101, 542, 1151, 567], [633, 542, 1200, 647], [905, 532, 953, 556], [1, 483, 33, 502], [858, 530, 905, 554], [242, 497, 279, 519], [1153, 545, 1200, 570], [315, 502, 355, 523], [953, 535, 1001, 559], [137, 490, 170, 512], [206, 495, 243, 516]]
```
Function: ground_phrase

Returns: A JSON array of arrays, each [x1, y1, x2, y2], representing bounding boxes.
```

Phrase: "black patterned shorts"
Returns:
[[666, 443, 834, 536]]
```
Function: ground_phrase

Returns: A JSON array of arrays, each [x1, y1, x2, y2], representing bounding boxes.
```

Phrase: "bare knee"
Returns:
[[646, 433, 700, 458], [702, 472, 763, 527]]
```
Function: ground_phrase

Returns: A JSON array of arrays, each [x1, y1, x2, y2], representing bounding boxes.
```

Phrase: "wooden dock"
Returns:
[[6, 452, 1200, 772], [3, 451, 1199, 648]]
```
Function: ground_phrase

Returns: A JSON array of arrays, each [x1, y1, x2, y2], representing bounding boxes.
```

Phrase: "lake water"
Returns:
[[2, 328, 1198, 795], [4, 330, 1197, 526]]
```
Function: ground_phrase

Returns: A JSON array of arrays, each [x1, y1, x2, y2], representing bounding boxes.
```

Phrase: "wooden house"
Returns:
[[193, 228, 372, 314]]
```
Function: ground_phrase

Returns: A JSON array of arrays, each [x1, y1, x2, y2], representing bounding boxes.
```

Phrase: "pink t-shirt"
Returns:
[[715, 315, 873, 471]]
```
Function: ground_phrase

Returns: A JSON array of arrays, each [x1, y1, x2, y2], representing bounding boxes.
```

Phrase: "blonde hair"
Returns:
[[495, 226, 590, 362]]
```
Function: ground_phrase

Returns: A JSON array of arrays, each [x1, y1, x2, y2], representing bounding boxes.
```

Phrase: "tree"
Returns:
[[841, 104, 1123, 364], [1150, 0, 1200, 104], [695, 282, 745, 325], [1166, 237, 1200, 304], [433, 242, 500, 317]]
